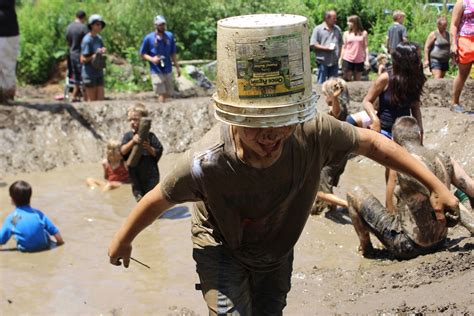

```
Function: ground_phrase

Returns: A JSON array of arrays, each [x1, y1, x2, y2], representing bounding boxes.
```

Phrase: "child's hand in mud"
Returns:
[[429, 189, 459, 224], [108, 234, 132, 268]]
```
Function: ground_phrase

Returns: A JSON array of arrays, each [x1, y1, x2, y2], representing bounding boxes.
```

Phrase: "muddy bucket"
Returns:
[[213, 14, 318, 128]]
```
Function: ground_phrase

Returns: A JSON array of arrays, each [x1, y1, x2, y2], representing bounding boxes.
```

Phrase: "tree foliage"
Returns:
[[16, 0, 447, 86]]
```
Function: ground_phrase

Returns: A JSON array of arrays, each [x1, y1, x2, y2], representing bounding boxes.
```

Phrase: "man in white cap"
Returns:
[[139, 15, 181, 102], [109, 14, 459, 315]]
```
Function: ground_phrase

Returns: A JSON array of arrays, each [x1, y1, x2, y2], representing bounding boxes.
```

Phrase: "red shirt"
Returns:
[[105, 162, 129, 183]]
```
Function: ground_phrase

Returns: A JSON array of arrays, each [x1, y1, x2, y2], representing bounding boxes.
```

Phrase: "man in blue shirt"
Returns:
[[0, 181, 64, 252], [140, 15, 181, 103]]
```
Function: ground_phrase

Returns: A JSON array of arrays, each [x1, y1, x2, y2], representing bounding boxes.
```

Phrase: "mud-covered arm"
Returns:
[[355, 128, 458, 221], [451, 158, 474, 197], [363, 72, 388, 132], [410, 102, 423, 144], [386, 169, 397, 213], [108, 183, 175, 268]]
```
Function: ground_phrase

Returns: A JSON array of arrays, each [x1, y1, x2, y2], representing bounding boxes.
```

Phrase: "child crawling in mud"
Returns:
[[121, 103, 163, 201], [312, 78, 350, 214], [86, 140, 129, 192], [0, 181, 64, 252], [347, 116, 474, 259]]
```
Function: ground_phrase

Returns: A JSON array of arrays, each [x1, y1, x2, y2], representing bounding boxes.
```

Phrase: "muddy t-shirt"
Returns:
[[161, 113, 359, 271]]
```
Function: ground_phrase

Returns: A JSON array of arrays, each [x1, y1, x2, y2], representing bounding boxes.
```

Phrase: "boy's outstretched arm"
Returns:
[[108, 183, 175, 268], [54, 233, 65, 246], [355, 128, 458, 221]]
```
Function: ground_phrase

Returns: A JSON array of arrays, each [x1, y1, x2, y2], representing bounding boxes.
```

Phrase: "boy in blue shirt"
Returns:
[[0, 181, 64, 252]]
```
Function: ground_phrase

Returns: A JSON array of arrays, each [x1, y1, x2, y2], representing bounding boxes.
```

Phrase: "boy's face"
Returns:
[[235, 125, 296, 158], [128, 111, 142, 132]]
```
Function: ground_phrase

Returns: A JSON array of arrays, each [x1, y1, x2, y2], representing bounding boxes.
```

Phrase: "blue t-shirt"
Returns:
[[0, 205, 59, 252], [139, 31, 176, 74], [81, 33, 104, 79]]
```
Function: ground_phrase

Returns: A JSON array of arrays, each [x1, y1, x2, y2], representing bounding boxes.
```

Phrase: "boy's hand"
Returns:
[[369, 118, 381, 133], [108, 234, 132, 268], [429, 188, 459, 224], [132, 134, 142, 144], [143, 141, 156, 156]]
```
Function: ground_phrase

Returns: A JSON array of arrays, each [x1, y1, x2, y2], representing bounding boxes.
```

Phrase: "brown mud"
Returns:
[[0, 79, 473, 315]]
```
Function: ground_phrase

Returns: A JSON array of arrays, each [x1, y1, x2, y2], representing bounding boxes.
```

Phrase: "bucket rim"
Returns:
[[212, 92, 319, 110], [218, 14, 308, 29]]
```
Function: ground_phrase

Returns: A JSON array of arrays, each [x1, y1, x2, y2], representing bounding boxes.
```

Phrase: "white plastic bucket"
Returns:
[[213, 14, 318, 128]]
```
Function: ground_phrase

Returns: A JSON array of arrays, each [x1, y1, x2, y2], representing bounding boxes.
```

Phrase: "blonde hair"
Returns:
[[393, 10, 405, 21], [376, 53, 388, 65], [322, 77, 347, 96], [106, 139, 121, 151], [127, 102, 149, 117]]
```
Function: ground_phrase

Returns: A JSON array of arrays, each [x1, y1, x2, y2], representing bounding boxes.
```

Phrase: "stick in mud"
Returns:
[[130, 256, 151, 269]]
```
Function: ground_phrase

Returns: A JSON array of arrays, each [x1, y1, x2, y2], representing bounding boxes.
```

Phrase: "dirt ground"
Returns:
[[0, 80, 473, 315]]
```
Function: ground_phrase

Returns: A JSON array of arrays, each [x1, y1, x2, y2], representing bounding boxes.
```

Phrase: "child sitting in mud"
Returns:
[[86, 140, 129, 192], [0, 181, 64, 252], [347, 116, 474, 259], [121, 103, 163, 201], [312, 78, 350, 214]]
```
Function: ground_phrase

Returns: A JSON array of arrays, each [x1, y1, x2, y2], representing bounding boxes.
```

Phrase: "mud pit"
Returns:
[[0, 80, 473, 314]]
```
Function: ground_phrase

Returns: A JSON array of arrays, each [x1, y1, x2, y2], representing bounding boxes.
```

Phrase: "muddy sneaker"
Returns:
[[450, 104, 465, 113]]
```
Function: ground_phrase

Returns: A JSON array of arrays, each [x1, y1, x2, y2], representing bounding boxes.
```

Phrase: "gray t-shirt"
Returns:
[[161, 113, 359, 271], [65, 21, 88, 59], [310, 23, 343, 66], [387, 23, 407, 53]]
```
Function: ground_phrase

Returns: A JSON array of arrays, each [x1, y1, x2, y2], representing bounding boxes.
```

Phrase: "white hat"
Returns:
[[154, 15, 166, 25]]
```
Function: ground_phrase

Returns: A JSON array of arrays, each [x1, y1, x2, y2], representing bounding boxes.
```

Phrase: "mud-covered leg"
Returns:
[[347, 187, 374, 256]]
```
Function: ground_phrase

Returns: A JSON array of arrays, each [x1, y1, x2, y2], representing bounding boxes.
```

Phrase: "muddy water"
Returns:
[[1, 105, 473, 314]]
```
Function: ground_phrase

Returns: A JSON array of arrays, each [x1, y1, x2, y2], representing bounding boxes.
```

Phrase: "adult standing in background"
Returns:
[[140, 15, 181, 103], [66, 10, 88, 101], [386, 10, 408, 54], [0, 0, 20, 104], [310, 10, 343, 84], [340, 15, 369, 81], [424, 16, 450, 79], [80, 14, 106, 101], [450, 0, 474, 113]]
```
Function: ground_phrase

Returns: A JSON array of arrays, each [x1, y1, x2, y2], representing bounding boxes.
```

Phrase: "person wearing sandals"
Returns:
[[450, 0, 474, 113], [80, 14, 106, 101]]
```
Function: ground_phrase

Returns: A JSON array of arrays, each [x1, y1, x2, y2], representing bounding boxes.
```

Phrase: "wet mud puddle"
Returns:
[[1, 153, 473, 315]]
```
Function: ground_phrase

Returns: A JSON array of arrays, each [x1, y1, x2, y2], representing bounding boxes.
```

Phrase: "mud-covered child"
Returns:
[[86, 139, 129, 192], [121, 103, 163, 201], [0, 181, 64, 252]]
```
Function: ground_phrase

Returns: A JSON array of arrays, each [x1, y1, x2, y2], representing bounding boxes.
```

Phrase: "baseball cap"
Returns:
[[154, 15, 166, 25]]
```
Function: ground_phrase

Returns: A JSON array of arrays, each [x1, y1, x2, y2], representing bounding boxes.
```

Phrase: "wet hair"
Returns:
[[389, 42, 426, 107], [9, 180, 32, 206], [393, 10, 405, 21], [76, 10, 86, 19], [392, 116, 421, 145], [348, 15, 364, 35], [127, 103, 148, 117]]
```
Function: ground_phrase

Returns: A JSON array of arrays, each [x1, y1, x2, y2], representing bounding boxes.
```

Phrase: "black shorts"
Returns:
[[83, 76, 104, 87], [342, 59, 364, 72], [430, 58, 449, 72], [69, 56, 82, 83]]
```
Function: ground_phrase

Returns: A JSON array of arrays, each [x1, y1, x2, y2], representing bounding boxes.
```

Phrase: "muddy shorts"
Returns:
[[193, 246, 293, 315], [354, 188, 443, 260], [151, 73, 174, 96]]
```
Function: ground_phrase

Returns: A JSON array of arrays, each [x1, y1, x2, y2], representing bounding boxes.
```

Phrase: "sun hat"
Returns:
[[88, 14, 106, 29], [154, 15, 166, 25]]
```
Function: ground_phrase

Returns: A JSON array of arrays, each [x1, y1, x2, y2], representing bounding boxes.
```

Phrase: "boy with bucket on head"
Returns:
[[109, 14, 459, 314]]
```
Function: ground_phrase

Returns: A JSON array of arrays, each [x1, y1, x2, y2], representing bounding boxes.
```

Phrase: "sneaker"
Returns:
[[450, 104, 465, 113]]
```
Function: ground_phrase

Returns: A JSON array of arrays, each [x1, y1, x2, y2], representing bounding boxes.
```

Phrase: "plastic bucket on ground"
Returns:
[[213, 14, 318, 128]]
